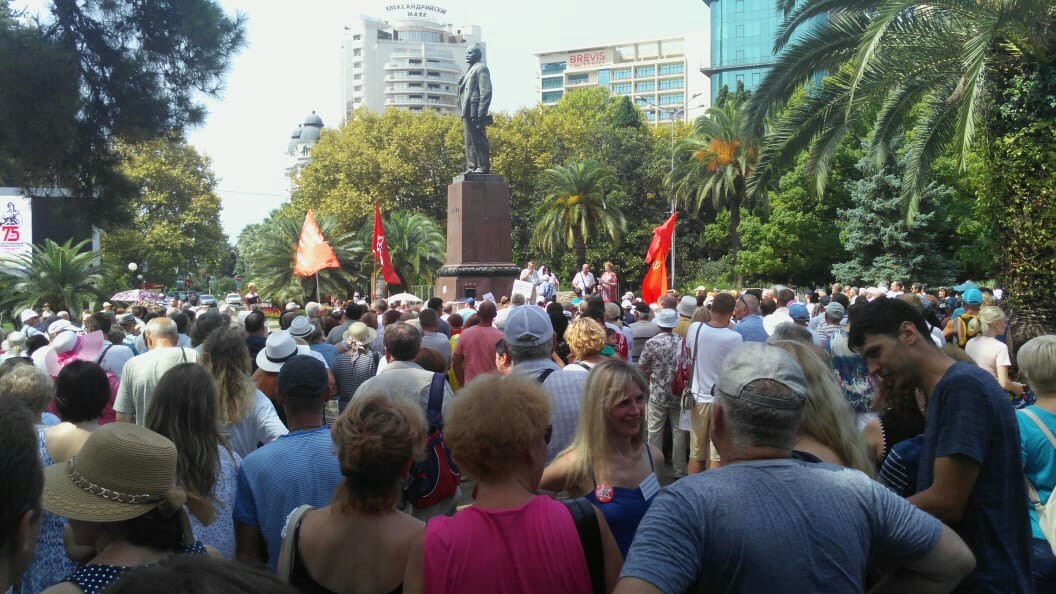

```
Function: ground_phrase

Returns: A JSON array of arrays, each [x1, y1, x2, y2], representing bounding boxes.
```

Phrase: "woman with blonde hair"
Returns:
[[565, 317, 607, 368], [278, 395, 427, 593], [965, 306, 1024, 397], [541, 358, 664, 557], [201, 328, 287, 458], [404, 374, 621, 593], [769, 340, 874, 476]]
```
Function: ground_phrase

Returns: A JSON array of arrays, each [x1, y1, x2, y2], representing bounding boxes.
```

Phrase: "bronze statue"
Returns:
[[457, 45, 492, 174]]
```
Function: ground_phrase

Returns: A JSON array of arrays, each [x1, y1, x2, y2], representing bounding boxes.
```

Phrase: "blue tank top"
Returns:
[[584, 447, 658, 558]]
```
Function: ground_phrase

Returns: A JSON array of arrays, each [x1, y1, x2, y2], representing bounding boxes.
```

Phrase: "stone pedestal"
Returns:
[[436, 173, 519, 301]]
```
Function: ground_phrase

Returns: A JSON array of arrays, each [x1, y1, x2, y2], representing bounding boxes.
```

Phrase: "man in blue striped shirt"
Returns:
[[234, 355, 343, 572]]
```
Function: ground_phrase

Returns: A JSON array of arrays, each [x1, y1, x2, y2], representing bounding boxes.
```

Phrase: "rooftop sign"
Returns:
[[385, 3, 447, 21], [568, 50, 608, 69]]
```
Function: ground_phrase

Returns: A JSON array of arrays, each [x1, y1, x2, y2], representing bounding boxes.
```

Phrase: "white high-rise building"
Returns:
[[535, 33, 710, 124], [341, 5, 484, 119]]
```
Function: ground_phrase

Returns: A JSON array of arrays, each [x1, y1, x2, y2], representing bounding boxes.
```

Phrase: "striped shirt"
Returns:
[[333, 349, 380, 410]]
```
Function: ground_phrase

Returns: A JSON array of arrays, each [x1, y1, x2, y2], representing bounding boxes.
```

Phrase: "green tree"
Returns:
[[100, 138, 229, 284], [669, 85, 759, 286], [0, 0, 245, 225], [0, 239, 103, 315], [355, 210, 446, 290], [534, 160, 626, 268], [748, 0, 1056, 329], [238, 210, 367, 304]]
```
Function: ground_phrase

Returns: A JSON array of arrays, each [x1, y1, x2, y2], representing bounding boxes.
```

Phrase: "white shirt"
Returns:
[[572, 271, 596, 291], [96, 340, 134, 377], [223, 390, 289, 458], [763, 307, 792, 335], [687, 322, 744, 404], [965, 335, 1011, 380]]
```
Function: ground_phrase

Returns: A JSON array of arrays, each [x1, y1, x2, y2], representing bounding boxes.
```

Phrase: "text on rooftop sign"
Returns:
[[386, 4, 447, 19], [568, 51, 607, 69]]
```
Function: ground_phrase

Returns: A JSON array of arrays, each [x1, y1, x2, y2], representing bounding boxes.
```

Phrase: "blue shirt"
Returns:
[[621, 459, 941, 593], [233, 427, 343, 572], [1017, 406, 1056, 542], [918, 362, 1032, 592], [732, 314, 767, 343], [309, 342, 339, 369], [878, 434, 924, 498]]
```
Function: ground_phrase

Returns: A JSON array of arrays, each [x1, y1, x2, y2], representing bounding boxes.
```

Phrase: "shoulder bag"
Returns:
[[673, 324, 703, 411], [276, 504, 313, 582], [563, 497, 605, 594]]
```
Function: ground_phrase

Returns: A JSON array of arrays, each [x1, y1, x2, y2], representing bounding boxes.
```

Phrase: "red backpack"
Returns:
[[404, 373, 461, 509]]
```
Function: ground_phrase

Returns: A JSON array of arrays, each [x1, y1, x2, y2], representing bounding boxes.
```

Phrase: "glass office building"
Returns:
[[703, 0, 823, 99]]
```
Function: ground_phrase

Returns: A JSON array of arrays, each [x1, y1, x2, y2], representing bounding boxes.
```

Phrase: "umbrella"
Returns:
[[386, 292, 423, 304], [111, 289, 165, 303]]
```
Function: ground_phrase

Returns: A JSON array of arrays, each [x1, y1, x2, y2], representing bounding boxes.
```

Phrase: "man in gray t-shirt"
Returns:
[[615, 343, 975, 594]]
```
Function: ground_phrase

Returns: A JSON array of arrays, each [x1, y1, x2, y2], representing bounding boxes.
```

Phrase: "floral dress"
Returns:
[[19, 428, 80, 594], [188, 446, 241, 559]]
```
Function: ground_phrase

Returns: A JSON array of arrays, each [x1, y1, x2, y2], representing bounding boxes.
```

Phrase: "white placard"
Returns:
[[482, 292, 495, 303], [0, 195, 32, 260], [512, 280, 534, 301]]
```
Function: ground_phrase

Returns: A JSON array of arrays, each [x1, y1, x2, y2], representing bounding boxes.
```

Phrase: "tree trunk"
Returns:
[[729, 185, 743, 288], [573, 231, 587, 269], [986, 47, 1056, 355]]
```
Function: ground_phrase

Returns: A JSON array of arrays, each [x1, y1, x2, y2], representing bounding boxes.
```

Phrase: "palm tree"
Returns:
[[747, 0, 1056, 333], [668, 89, 758, 286], [0, 239, 104, 316], [533, 160, 626, 267], [356, 210, 445, 290], [239, 211, 367, 303]]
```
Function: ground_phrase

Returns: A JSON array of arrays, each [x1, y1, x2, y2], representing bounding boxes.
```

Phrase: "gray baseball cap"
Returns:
[[714, 343, 808, 410], [503, 305, 554, 348]]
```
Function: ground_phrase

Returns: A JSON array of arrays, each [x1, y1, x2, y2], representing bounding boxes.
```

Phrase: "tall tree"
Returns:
[[669, 85, 758, 286], [101, 138, 229, 282], [748, 0, 1056, 332], [0, 238, 103, 315], [534, 160, 626, 268], [0, 0, 245, 224]]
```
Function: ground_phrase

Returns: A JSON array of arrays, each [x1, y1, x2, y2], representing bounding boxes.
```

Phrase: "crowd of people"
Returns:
[[0, 273, 1052, 593]]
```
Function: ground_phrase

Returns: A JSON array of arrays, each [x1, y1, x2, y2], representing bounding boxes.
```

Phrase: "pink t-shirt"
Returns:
[[423, 496, 592, 594], [455, 324, 503, 385]]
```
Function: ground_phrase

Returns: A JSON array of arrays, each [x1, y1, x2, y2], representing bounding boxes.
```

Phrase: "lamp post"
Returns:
[[127, 262, 138, 290], [638, 91, 703, 291]]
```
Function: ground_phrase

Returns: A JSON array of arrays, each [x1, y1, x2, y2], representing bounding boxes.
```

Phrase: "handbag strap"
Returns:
[[687, 323, 703, 391], [1020, 408, 1056, 507], [564, 497, 605, 594], [276, 504, 313, 583]]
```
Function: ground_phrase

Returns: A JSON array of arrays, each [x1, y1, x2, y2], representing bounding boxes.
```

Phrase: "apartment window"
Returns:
[[409, 94, 423, 100], [736, 25, 745, 37], [353, 34, 361, 41], [353, 48, 361, 56], [736, 49, 745, 63], [542, 77, 563, 90], [736, 0, 744, 12], [353, 74, 361, 80], [409, 58, 421, 64], [567, 73, 589, 85], [541, 91, 563, 103], [658, 78, 683, 90], [428, 83, 440, 89], [636, 80, 655, 92], [752, 72, 762, 85], [353, 61, 361, 69], [635, 65, 655, 77], [736, 74, 745, 83], [408, 70, 422, 76], [658, 63, 684, 76], [612, 68, 632, 80], [409, 83, 422, 88], [611, 83, 632, 94], [659, 93, 684, 105], [540, 61, 567, 75]]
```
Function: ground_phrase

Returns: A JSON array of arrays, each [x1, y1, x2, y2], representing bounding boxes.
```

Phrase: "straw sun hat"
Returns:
[[43, 423, 186, 523]]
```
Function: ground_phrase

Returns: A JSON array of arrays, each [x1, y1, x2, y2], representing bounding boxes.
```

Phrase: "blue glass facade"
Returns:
[[706, 0, 825, 98]]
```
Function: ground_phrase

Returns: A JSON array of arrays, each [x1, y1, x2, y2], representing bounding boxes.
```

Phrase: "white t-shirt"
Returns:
[[763, 308, 792, 335], [686, 322, 744, 404], [965, 335, 1011, 380], [96, 341, 134, 377], [223, 390, 289, 458]]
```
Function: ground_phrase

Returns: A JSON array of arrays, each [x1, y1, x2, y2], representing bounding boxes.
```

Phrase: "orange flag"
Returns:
[[642, 212, 677, 305], [293, 210, 340, 277]]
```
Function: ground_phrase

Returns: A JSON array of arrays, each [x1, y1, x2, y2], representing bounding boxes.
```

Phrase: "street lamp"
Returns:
[[638, 92, 703, 290], [127, 262, 138, 289]]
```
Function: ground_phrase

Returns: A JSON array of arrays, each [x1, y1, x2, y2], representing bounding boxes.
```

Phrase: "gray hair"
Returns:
[[0, 364, 54, 416], [507, 340, 552, 364], [715, 379, 803, 451], [766, 322, 813, 346], [740, 293, 761, 314], [511, 294, 526, 306], [145, 316, 179, 342]]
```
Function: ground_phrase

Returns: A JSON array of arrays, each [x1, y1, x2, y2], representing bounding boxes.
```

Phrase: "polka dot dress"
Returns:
[[64, 541, 206, 593]]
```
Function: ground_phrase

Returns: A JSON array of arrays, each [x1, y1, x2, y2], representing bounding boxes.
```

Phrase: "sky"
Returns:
[[183, 0, 710, 240]]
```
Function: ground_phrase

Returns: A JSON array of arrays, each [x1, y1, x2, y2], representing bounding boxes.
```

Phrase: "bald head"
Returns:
[[477, 301, 497, 322], [145, 316, 178, 348]]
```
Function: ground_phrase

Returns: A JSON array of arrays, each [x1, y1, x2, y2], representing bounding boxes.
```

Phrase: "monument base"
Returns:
[[438, 175, 517, 302]]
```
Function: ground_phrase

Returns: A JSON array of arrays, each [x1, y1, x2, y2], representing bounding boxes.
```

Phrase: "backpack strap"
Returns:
[[426, 372, 446, 430], [535, 368, 556, 383], [95, 343, 115, 365], [563, 497, 605, 594]]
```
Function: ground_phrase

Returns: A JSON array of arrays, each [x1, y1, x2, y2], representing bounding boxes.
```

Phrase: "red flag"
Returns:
[[373, 203, 401, 285], [294, 210, 341, 277], [642, 212, 677, 305]]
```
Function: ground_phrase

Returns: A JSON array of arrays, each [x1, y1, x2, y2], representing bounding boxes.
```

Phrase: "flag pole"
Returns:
[[315, 272, 321, 303]]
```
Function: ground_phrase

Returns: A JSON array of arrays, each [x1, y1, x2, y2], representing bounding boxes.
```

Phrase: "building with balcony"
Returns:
[[534, 33, 710, 124], [340, 6, 484, 119]]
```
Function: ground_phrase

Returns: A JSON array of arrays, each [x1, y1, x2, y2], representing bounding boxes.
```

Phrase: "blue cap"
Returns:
[[953, 281, 979, 292], [962, 288, 983, 305], [465, 297, 475, 306], [789, 302, 810, 322]]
